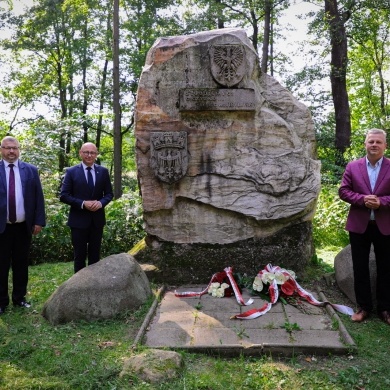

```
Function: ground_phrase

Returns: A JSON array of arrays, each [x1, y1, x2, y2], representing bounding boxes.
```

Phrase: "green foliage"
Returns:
[[101, 190, 145, 257], [347, 7, 390, 132], [121, 0, 185, 95], [233, 325, 249, 339], [300, 255, 335, 285], [30, 201, 72, 264], [312, 185, 350, 249], [315, 116, 346, 184], [314, 116, 365, 185], [283, 322, 301, 333], [310, 252, 333, 272]]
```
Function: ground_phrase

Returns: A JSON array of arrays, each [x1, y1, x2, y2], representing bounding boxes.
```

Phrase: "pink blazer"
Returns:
[[339, 157, 390, 235]]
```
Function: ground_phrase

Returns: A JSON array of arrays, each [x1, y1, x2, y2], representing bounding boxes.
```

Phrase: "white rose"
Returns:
[[215, 288, 225, 298], [208, 282, 221, 294]]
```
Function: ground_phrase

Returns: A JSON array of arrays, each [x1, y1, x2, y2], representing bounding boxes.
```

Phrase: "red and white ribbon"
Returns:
[[176, 264, 354, 319], [174, 268, 253, 306], [174, 272, 222, 298], [233, 264, 353, 319], [224, 267, 254, 306]]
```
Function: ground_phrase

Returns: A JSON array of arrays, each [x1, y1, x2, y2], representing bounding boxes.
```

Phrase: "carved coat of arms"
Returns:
[[150, 131, 188, 183], [209, 44, 246, 87]]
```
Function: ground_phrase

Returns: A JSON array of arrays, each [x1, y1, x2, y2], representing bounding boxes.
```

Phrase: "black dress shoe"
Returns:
[[13, 300, 31, 308], [0, 307, 6, 315]]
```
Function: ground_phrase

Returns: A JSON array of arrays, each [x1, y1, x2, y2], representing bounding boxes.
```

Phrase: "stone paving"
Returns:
[[141, 286, 356, 357]]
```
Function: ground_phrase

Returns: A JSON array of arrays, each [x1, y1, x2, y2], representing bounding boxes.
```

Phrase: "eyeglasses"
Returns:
[[81, 151, 97, 156], [1, 146, 19, 151]]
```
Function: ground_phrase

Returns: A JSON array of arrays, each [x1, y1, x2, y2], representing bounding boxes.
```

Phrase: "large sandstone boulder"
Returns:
[[135, 28, 320, 245], [334, 245, 377, 304], [42, 253, 152, 325], [133, 28, 320, 281]]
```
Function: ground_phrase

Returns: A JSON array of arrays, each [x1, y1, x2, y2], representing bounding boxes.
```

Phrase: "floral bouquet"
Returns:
[[252, 267, 296, 297], [206, 270, 236, 297], [175, 267, 245, 301], [208, 282, 230, 298]]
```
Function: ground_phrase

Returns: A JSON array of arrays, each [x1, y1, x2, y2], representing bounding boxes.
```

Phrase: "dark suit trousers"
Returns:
[[71, 223, 103, 273], [0, 222, 31, 307], [349, 224, 390, 312]]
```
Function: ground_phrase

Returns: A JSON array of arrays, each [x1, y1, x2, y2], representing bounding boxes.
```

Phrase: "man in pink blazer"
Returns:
[[339, 128, 390, 325]]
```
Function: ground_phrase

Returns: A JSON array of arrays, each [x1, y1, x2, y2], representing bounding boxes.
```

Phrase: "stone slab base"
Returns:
[[137, 288, 356, 357], [132, 222, 314, 284]]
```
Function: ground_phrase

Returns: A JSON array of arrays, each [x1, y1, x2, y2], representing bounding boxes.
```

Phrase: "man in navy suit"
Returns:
[[60, 142, 113, 273], [0, 136, 46, 315]]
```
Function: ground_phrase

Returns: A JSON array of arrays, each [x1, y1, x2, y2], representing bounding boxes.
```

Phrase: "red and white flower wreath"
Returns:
[[175, 264, 354, 319]]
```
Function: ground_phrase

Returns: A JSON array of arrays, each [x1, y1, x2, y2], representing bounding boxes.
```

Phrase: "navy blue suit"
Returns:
[[0, 160, 46, 307], [60, 163, 113, 272]]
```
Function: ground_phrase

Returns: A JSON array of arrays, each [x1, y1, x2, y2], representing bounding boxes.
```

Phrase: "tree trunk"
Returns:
[[81, 22, 89, 144], [216, 0, 224, 28], [325, 0, 351, 164], [113, 0, 122, 199], [261, 0, 272, 73]]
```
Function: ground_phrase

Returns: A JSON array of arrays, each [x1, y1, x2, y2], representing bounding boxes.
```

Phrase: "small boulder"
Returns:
[[120, 349, 183, 384], [42, 253, 152, 325]]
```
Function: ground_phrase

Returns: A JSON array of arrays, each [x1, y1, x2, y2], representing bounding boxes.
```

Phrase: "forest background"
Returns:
[[0, 0, 389, 263], [1, 1, 390, 388]]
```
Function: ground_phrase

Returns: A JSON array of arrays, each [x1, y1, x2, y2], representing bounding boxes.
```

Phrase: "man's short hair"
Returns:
[[366, 128, 387, 140]]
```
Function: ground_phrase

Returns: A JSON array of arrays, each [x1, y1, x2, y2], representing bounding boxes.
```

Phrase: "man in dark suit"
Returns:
[[339, 128, 390, 325], [60, 142, 113, 273], [0, 136, 45, 315]]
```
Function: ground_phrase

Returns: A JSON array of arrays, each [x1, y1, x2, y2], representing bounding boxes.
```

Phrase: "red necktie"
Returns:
[[8, 163, 16, 223]]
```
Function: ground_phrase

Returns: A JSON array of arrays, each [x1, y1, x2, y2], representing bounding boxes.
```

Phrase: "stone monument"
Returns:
[[133, 28, 321, 283]]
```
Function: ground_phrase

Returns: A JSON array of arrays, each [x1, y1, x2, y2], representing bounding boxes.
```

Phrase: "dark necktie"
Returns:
[[86, 166, 94, 195], [8, 163, 16, 223]]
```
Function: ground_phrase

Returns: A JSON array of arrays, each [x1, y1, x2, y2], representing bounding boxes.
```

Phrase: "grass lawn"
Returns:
[[1, 259, 390, 389]]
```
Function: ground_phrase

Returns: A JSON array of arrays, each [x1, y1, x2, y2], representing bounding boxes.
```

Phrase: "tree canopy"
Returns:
[[0, 0, 389, 190]]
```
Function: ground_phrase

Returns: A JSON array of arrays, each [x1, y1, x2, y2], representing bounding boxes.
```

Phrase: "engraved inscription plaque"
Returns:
[[150, 131, 188, 183], [179, 88, 256, 111], [210, 44, 246, 87]]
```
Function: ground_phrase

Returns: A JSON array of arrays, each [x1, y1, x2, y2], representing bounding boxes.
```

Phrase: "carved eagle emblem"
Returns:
[[210, 44, 246, 87]]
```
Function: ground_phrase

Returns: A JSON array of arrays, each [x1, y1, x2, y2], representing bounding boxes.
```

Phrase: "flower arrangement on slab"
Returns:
[[175, 264, 353, 320], [208, 282, 230, 298]]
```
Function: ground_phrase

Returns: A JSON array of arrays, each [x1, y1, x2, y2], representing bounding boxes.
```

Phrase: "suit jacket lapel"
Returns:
[[79, 163, 87, 185], [358, 158, 371, 192], [89, 164, 98, 196], [374, 157, 390, 193], [18, 161, 26, 197], [0, 161, 6, 192], [94, 164, 101, 186]]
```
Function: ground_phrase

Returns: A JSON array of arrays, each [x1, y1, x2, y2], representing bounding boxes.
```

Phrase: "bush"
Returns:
[[313, 184, 350, 249], [101, 191, 145, 256], [30, 190, 145, 264]]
